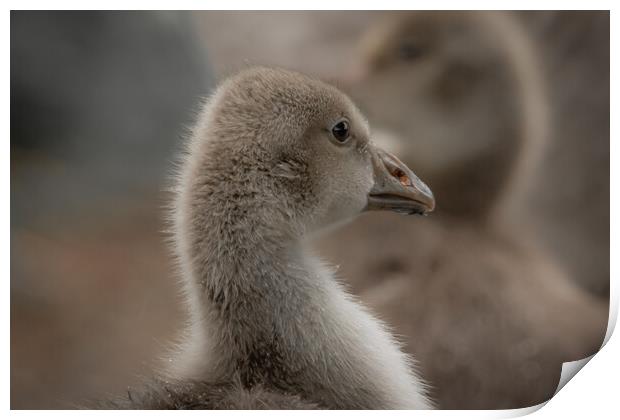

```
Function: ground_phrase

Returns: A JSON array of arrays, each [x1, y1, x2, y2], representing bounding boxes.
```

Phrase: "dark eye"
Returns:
[[331, 120, 350, 143], [398, 42, 425, 61]]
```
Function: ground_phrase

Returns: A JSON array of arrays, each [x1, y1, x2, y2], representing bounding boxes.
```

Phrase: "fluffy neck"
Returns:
[[171, 173, 430, 409], [190, 218, 317, 345]]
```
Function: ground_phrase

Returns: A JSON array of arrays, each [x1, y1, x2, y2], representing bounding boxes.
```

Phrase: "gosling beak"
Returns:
[[366, 146, 435, 215]]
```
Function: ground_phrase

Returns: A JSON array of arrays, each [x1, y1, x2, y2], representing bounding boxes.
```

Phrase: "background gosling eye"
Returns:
[[398, 42, 425, 61], [331, 120, 350, 143]]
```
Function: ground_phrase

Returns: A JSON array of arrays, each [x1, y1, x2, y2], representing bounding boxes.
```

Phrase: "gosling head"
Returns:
[[184, 67, 434, 239], [346, 12, 526, 219]]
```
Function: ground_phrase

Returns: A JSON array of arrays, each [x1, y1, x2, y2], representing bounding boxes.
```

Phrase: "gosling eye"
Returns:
[[398, 42, 425, 61], [331, 120, 351, 144]]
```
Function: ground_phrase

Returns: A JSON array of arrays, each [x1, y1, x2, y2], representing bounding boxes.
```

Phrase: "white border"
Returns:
[[1, 1, 617, 10], [5, 3, 617, 419]]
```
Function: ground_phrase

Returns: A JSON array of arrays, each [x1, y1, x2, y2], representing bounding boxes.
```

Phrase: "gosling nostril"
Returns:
[[391, 167, 412, 187]]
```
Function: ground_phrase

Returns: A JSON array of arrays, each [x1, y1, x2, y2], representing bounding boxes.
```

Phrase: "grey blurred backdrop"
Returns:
[[11, 11, 609, 409]]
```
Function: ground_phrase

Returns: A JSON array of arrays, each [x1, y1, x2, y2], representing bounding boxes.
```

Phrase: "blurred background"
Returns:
[[11, 11, 609, 409]]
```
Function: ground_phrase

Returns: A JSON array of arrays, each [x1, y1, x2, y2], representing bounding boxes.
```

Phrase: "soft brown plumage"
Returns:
[[101, 67, 434, 409], [313, 11, 607, 409]]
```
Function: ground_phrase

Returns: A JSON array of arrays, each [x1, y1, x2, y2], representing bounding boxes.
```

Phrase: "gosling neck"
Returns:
[[174, 128, 333, 383]]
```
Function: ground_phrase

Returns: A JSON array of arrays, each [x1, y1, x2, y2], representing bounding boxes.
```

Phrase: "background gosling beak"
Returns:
[[366, 147, 435, 215]]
